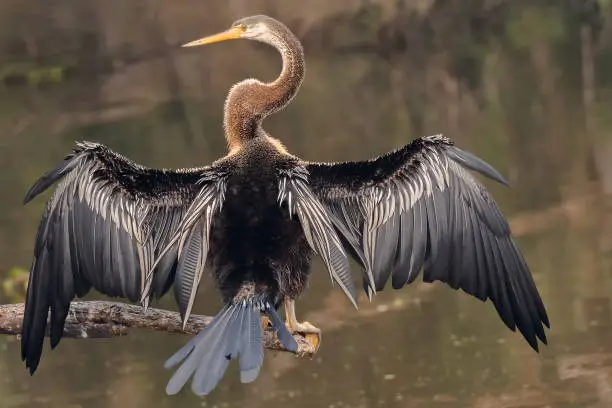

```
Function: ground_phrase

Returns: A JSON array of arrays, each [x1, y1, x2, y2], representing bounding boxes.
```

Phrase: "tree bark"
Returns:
[[0, 301, 316, 358]]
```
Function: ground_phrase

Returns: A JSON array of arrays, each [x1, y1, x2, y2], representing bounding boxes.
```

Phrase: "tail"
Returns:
[[164, 298, 297, 396]]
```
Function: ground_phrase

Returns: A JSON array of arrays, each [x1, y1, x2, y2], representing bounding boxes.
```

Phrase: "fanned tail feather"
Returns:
[[165, 298, 297, 396]]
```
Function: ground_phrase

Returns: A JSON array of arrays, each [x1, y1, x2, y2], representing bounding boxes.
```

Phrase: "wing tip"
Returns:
[[524, 329, 548, 353], [447, 146, 510, 187], [23, 153, 82, 205], [22, 347, 42, 376], [23, 191, 36, 205], [23, 181, 50, 205]]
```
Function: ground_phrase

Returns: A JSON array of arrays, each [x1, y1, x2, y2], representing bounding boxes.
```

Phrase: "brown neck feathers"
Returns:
[[223, 24, 305, 151]]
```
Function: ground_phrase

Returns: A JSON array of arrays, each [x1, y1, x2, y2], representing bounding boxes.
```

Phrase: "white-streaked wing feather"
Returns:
[[305, 134, 549, 351], [149, 173, 228, 327], [21, 141, 210, 373], [278, 166, 358, 308]]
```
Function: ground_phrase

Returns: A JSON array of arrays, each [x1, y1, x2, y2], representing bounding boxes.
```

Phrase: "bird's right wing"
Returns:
[[22, 141, 227, 374]]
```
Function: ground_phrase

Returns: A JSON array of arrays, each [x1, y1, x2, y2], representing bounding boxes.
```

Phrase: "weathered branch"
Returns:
[[0, 301, 316, 358]]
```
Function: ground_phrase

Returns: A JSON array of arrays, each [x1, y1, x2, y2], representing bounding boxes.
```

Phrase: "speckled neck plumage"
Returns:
[[223, 22, 305, 152]]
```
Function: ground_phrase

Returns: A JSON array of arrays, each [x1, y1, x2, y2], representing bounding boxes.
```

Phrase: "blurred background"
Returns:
[[1, 0, 612, 407]]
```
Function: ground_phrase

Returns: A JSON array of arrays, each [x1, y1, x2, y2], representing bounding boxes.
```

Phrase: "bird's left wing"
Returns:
[[304, 134, 549, 351], [277, 165, 358, 308]]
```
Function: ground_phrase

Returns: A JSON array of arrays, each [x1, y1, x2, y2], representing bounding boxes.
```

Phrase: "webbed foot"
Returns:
[[284, 299, 321, 351], [261, 315, 272, 331]]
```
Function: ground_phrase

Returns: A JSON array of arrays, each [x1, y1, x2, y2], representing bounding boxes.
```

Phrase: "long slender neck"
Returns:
[[223, 27, 305, 151]]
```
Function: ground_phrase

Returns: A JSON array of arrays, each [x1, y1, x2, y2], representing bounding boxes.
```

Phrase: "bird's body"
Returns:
[[207, 138, 311, 305], [21, 15, 550, 397]]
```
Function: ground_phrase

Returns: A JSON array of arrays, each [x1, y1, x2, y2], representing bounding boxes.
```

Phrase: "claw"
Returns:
[[284, 298, 322, 352], [261, 315, 272, 331], [286, 320, 321, 351]]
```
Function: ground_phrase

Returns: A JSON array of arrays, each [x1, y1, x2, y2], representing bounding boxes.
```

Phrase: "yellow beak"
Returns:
[[182, 26, 245, 47]]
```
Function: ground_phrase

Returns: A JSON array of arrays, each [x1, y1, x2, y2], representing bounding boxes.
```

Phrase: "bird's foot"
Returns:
[[286, 320, 321, 351], [261, 315, 272, 331]]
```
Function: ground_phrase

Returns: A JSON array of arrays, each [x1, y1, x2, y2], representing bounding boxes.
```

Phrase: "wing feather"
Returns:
[[305, 134, 549, 351], [21, 141, 223, 374], [149, 171, 227, 326], [278, 166, 358, 308]]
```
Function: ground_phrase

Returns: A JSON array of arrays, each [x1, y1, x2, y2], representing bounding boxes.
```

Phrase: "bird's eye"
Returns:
[[239, 24, 248, 31]]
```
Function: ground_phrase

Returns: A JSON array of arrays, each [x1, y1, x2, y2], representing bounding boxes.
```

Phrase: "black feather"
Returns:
[[23, 154, 80, 204], [21, 141, 211, 374], [446, 146, 509, 186], [306, 134, 549, 351]]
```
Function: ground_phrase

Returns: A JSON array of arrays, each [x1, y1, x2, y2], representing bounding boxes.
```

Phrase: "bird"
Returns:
[[21, 14, 549, 396]]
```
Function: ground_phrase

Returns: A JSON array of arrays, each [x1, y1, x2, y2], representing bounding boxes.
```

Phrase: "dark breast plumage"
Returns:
[[206, 139, 313, 304]]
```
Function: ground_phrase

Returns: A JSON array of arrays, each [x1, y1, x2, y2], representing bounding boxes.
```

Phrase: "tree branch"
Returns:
[[0, 301, 316, 358]]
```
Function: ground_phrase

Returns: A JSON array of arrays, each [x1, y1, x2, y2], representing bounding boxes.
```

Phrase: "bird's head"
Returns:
[[182, 15, 285, 48]]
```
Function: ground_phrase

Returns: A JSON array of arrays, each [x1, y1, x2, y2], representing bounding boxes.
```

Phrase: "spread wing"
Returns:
[[21, 141, 226, 374], [305, 134, 549, 351]]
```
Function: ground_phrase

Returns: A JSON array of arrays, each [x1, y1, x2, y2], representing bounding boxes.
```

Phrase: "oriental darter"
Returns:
[[21, 15, 549, 396]]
